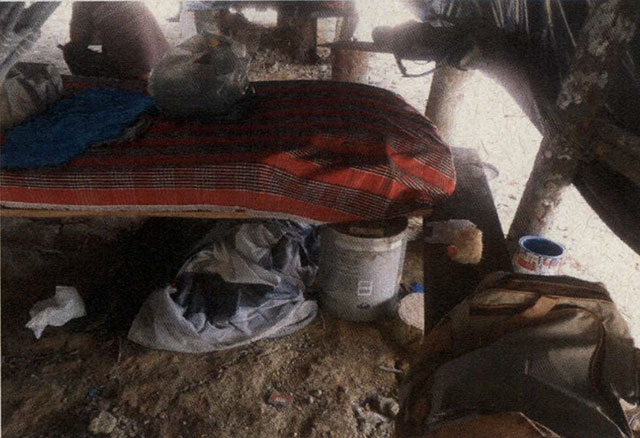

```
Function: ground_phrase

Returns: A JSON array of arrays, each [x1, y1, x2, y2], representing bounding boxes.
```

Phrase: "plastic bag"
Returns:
[[26, 286, 86, 339], [0, 62, 63, 131], [128, 220, 319, 353], [148, 33, 251, 119]]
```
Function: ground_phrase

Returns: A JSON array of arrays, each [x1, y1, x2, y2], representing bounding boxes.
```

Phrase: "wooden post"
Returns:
[[423, 148, 512, 327], [424, 65, 472, 142], [331, 48, 370, 82], [276, 4, 318, 64], [330, 13, 370, 83], [423, 68, 475, 329], [335, 15, 358, 41], [507, 0, 639, 246], [291, 16, 318, 63]]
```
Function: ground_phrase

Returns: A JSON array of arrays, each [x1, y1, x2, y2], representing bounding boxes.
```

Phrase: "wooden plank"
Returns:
[[0, 207, 432, 220], [0, 209, 254, 219], [423, 147, 511, 327], [320, 41, 440, 60], [320, 41, 391, 54]]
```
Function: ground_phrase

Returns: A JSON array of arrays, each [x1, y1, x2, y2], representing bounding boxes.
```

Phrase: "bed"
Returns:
[[0, 76, 456, 223]]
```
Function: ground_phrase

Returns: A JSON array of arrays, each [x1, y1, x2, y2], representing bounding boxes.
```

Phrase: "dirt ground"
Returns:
[[2, 306, 412, 438], [2, 2, 640, 437], [2, 284, 413, 438], [2, 215, 423, 438]]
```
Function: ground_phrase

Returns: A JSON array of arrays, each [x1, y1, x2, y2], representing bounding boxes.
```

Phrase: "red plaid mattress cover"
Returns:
[[0, 77, 456, 223]]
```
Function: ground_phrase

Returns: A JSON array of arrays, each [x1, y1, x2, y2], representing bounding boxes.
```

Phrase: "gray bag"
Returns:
[[396, 272, 639, 438], [147, 33, 251, 119]]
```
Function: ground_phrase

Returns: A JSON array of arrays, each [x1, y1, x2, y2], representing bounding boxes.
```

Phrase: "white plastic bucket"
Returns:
[[317, 218, 408, 322]]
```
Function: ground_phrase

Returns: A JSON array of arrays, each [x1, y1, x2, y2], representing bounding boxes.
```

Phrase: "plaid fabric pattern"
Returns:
[[0, 77, 456, 223]]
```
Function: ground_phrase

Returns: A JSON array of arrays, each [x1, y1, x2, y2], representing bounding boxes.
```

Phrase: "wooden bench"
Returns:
[[423, 147, 512, 327]]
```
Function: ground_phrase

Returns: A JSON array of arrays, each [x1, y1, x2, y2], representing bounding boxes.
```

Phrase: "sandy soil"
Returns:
[[2, 214, 424, 438], [2, 294, 411, 438], [2, 2, 639, 437]]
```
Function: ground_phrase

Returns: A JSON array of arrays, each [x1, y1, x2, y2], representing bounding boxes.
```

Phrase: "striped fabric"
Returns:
[[0, 77, 456, 223]]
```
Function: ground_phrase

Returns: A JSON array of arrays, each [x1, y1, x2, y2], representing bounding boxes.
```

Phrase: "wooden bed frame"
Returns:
[[0, 207, 433, 220]]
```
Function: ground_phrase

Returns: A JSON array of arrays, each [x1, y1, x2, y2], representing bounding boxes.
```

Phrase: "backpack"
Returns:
[[396, 272, 639, 438]]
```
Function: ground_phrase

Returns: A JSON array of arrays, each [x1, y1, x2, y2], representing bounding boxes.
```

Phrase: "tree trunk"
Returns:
[[424, 65, 472, 143], [507, 0, 639, 246], [330, 12, 369, 83], [508, 133, 579, 242], [591, 121, 640, 187]]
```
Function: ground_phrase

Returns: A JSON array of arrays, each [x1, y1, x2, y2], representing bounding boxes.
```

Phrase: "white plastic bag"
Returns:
[[0, 62, 63, 131], [128, 221, 319, 353], [26, 286, 86, 339], [148, 33, 251, 118]]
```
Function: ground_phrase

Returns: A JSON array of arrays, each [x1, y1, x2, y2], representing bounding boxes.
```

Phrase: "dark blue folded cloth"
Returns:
[[1, 87, 155, 169]]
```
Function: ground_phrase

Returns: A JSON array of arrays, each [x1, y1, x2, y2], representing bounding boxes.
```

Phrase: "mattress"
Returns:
[[0, 76, 455, 223]]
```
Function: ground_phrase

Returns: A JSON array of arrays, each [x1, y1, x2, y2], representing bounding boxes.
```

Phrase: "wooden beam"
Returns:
[[0, 207, 432, 220], [423, 148, 512, 328], [508, 0, 639, 245], [0, 208, 254, 219], [320, 41, 405, 56]]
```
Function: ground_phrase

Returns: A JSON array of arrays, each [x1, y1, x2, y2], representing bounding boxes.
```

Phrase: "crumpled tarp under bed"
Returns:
[[0, 76, 455, 223]]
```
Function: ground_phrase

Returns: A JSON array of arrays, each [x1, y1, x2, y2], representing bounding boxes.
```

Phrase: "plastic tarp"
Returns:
[[128, 220, 319, 353]]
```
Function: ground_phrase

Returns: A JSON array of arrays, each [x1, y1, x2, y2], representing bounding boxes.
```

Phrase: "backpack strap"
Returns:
[[420, 412, 563, 438], [482, 295, 559, 347]]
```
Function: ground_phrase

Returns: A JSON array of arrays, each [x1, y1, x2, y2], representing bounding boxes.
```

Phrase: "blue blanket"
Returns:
[[1, 88, 155, 169]]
